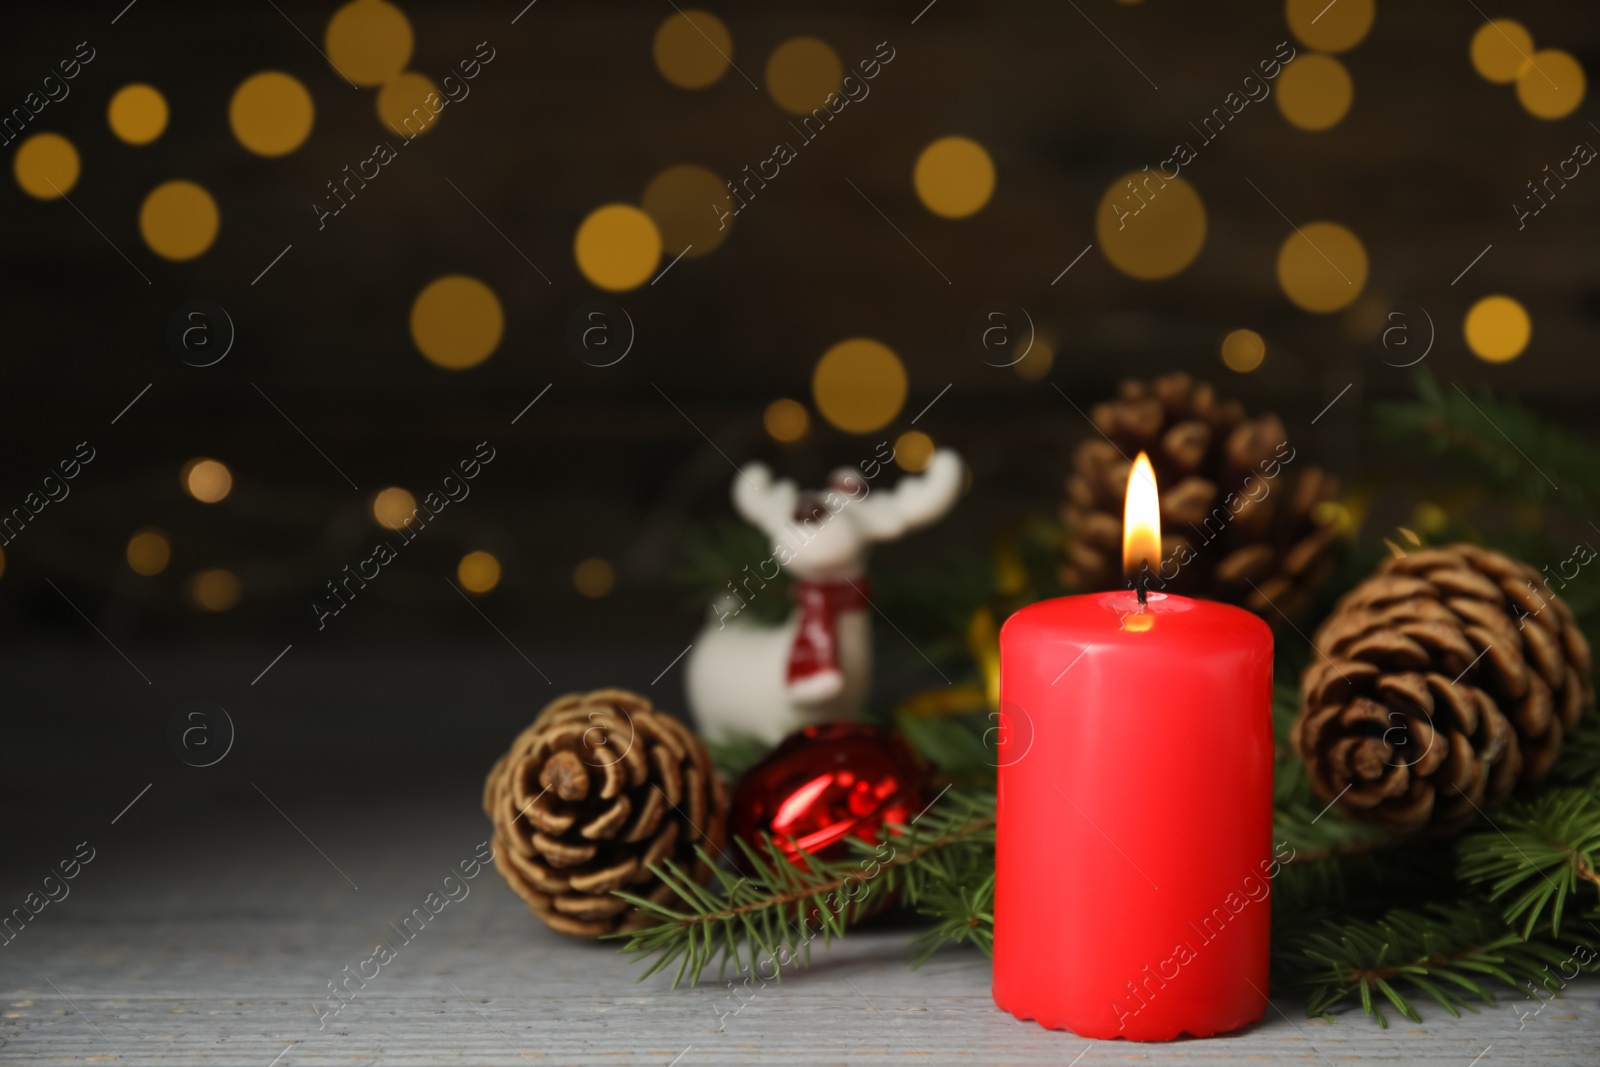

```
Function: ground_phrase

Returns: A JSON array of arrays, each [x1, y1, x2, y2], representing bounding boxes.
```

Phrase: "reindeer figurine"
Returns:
[[686, 447, 965, 742]]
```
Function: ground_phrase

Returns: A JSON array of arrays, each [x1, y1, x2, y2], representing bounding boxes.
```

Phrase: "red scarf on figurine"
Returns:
[[786, 577, 871, 699]]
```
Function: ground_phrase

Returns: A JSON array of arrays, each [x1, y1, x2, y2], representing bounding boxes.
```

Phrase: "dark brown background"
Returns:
[[2, 1, 1597, 806]]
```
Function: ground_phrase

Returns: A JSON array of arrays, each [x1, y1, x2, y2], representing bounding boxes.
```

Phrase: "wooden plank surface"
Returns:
[[3, 796, 1594, 1065]]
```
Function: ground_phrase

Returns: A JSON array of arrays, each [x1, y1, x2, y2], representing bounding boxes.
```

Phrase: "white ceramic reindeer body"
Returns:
[[686, 448, 965, 742]]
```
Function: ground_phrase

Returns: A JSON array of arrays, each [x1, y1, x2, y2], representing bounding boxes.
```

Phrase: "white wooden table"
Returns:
[[4, 792, 1592, 1066]]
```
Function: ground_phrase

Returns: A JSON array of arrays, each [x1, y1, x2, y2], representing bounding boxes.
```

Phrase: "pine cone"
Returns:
[[1060, 373, 1341, 620], [483, 688, 728, 937], [1292, 545, 1595, 835]]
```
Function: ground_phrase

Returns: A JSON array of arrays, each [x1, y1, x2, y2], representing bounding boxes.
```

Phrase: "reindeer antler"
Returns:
[[851, 449, 964, 541], [731, 462, 799, 540]]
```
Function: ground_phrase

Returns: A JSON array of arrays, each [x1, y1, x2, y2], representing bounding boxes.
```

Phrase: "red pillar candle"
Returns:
[[992, 453, 1275, 1040]]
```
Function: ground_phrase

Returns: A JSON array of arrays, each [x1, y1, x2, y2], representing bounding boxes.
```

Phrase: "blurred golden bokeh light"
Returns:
[[1220, 329, 1267, 373], [1471, 19, 1535, 84], [763, 398, 809, 443], [140, 180, 220, 261], [1276, 54, 1353, 131], [654, 9, 733, 90], [127, 529, 171, 576], [457, 550, 502, 594], [642, 164, 733, 257], [1015, 336, 1054, 382], [574, 557, 615, 598], [187, 569, 242, 612], [108, 84, 168, 145], [325, 0, 414, 87], [183, 458, 233, 503], [1464, 295, 1531, 363], [372, 486, 418, 529], [913, 137, 995, 219], [1095, 172, 1207, 280], [812, 338, 908, 433], [378, 72, 440, 137], [575, 204, 662, 291], [1516, 49, 1586, 120], [894, 430, 935, 473], [13, 133, 79, 199], [765, 37, 842, 115], [410, 275, 503, 369], [1286, 0, 1374, 54], [230, 72, 314, 156], [1276, 221, 1368, 313]]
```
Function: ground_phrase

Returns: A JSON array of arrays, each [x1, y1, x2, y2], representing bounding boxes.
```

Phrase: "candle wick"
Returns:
[[1134, 564, 1150, 609]]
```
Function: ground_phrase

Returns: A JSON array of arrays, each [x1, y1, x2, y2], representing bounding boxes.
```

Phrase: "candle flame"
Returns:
[[1123, 451, 1161, 578]]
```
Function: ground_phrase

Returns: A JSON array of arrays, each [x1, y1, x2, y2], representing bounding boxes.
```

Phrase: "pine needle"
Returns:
[[1277, 902, 1567, 1026], [606, 790, 996, 986], [1458, 788, 1600, 938], [1374, 369, 1600, 509]]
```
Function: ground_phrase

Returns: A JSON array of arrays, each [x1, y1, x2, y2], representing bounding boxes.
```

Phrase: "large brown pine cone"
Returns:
[[1292, 544, 1594, 835], [1061, 373, 1341, 620], [483, 688, 728, 937]]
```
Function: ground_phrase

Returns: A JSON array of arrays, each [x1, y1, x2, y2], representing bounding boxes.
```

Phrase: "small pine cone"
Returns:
[[483, 688, 728, 937], [1060, 373, 1341, 620], [1292, 545, 1595, 835]]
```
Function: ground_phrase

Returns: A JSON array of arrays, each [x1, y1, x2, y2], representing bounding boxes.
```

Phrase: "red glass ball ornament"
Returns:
[[730, 723, 929, 871]]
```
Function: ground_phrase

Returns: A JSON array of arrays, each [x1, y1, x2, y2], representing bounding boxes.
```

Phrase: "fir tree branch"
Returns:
[[1550, 712, 1600, 788], [908, 872, 995, 967], [704, 732, 772, 782], [1273, 799, 1392, 864], [1373, 369, 1600, 510], [1458, 788, 1600, 938], [673, 518, 792, 625], [893, 706, 998, 788], [608, 790, 996, 986], [1275, 902, 1586, 1027], [1280, 838, 1389, 865]]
